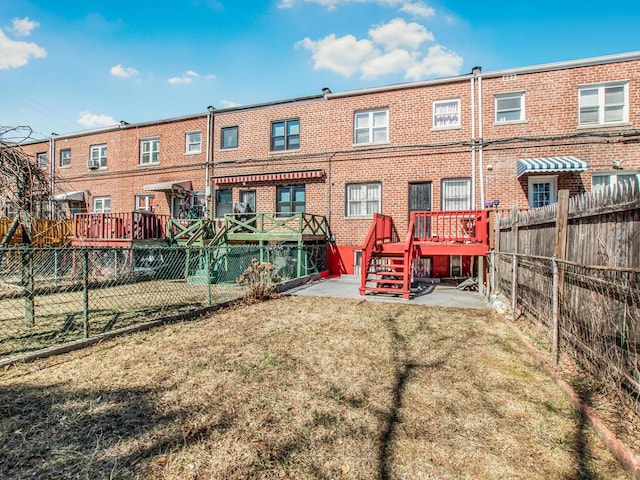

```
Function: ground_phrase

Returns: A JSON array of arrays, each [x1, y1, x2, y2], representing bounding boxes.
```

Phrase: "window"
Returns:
[[93, 197, 111, 213], [140, 138, 160, 165], [215, 189, 232, 218], [60, 149, 71, 167], [89, 145, 107, 169], [592, 171, 639, 190], [441, 178, 471, 210], [276, 185, 305, 214], [433, 99, 460, 129], [185, 131, 202, 154], [354, 109, 388, 144], [495, 92, 525, 123], [528, 176, 557, 208], [240, 190, 256, 212], [135, 194, 155, 211], [37, 152, 47, 170], [579, 82, 628, 126], [221, 126, 238, 149], [271, 119, 299, 151], [450, 255, 462, 277], [346, 183, 381, 217]]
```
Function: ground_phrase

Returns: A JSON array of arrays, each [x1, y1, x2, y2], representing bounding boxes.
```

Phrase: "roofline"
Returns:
[[211, 93, 325, 114], [479, 50, 640, 79]]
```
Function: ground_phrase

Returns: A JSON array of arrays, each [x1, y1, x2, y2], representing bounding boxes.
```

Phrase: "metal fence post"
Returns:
[[22, 247, 35, 326], [551, 258, 559, 364], [82, 248, 89, 339], [206, 247, 212, 307]]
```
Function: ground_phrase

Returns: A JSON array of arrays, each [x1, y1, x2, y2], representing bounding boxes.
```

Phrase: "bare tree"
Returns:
[[0, 126, 50, 246]]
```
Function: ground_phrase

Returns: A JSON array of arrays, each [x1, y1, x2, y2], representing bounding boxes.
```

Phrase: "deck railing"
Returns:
[[74, 212, 169, 240], [223, 212, 328, 238], [0, 217, 72, 246], [411, 210, 488, 244]]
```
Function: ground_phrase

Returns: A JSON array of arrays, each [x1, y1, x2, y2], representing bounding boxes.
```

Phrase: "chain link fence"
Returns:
[[491, 252, 640, 415], [0, 243, 326, 362]]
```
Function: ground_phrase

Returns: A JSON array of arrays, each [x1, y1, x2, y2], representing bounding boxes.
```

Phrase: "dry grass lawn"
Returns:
[[0, 296, 629, 479]]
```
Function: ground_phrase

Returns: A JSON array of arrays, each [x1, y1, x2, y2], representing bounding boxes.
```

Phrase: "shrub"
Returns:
[[236, 258, 281, 301]]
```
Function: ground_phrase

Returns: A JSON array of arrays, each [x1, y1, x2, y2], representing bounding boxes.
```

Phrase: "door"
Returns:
[[409, 182, 432, 237]]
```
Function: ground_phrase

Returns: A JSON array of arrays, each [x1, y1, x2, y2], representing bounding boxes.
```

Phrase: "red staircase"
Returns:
[[359, 211, 489, 299]]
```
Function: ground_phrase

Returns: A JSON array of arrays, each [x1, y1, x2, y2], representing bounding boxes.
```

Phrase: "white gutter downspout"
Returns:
[[205, 106, 214, 219], [470, 75, 476, 209], [478, 73, 485, 208]]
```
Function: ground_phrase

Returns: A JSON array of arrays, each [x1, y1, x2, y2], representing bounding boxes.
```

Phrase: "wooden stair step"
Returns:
[[367, 271, 404, 277], [362, 286, 406, 294], [367, 278, 404, 285]]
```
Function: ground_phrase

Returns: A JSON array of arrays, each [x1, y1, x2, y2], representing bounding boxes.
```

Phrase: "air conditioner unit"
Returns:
[[87, 159, 100, 170]]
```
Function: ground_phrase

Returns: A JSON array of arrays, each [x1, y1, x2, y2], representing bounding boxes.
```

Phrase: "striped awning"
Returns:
[[213, 169, 324, 185], [516, 156, 589, 178]]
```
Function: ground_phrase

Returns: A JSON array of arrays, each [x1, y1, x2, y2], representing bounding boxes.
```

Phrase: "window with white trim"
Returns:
[[185, 131, 202, 154], [37, 152, 47, 170], [60, 149, 71, 167], [579, 81, 628, 126], [93, 196, 111, 213], [441, 178, 471, 210], [140, 138, 160, 165], [528, 176, 557, 208], [135, 194, 155, 211], [346, 183, 381, 217], [89, 145, 107, 169], [433, 99, 460, 129], [495, 92, 525, 123], [592, 171, 639, 190], [354, 109, 388, 144]]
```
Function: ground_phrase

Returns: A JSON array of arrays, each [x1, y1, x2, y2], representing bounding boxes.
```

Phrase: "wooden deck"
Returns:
[[0, 217, 72, 246], [71, 212, 170, 246]]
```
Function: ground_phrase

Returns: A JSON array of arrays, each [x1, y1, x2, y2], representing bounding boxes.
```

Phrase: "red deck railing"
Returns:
[[74, 212, 169, 240], [411, 210, 488, 244]]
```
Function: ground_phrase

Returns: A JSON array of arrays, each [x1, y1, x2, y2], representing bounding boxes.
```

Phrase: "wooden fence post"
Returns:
[[553, 190, 569, 360], [511, 206, 519, 320], [491, 213, 501, 295]]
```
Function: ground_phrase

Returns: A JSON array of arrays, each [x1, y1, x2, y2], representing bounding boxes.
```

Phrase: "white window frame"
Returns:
[[93, 196, 111, 213], [140, 137, 160, 165], [185, 131, 202, 154], [592, 170, 639, 190], [60, 149, 71, 168], [354, 109, 388, 145], [494, 91, 525, 124], [578, 81, 629, 126], [528, 175, 557, 208], [432, 99, 461, 129], [89, 145, 107, 169], [441, 178, 471, 211], [135, 194, 154, 211], [346, 183, 381, 218], [37, 152, 47, 170]]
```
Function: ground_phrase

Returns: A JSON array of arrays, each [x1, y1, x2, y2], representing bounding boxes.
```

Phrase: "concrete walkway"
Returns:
[[287, 275, 491, 310]]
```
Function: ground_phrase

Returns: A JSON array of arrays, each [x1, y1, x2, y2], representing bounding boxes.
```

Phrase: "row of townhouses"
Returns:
[[13, 51, 640, 277]]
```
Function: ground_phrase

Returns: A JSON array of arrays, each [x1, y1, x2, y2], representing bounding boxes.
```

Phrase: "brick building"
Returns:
[[14, 51, 640, 276]]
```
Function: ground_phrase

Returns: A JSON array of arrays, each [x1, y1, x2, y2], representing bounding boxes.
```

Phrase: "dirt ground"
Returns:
[[0, 296, 631, 479]]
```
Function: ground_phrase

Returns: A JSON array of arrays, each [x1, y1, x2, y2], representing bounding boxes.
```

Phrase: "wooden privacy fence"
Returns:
[[0, 217, 72, 246], [490, 182, 640, 415]]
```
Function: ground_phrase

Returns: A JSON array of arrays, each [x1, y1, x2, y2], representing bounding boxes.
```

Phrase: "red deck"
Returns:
[[70, 212, 170, 246], [360, 210, 489, 298]]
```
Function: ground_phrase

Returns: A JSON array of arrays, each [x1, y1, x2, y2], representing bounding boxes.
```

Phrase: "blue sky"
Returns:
[[2, 0, 639, 140]]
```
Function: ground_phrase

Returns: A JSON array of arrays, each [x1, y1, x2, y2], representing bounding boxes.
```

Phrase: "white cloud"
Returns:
[[369, 18, 433, 51], [77, 111, 117, 128], [0, 29, 46, 69], [110, 63, 139, 78], [10, 17, 39, 36], [168, 70, 200, 85], [399, 1, 435, 18], [205, 74, 217, 80], [296, 34, 378, 77], [219, 99, 242, 108], [361, 49, 414, 78], [405, 45, 463, 79]]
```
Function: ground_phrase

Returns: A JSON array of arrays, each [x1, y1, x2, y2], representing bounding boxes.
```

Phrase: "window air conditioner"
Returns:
[[87, 159, 100, 169]]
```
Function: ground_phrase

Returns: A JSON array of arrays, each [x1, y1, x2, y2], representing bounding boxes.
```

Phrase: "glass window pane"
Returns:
[[293, 188, 305, 202], [373, 111, 387, 127], [580, 88, 598, 107], [355, 129, 370, 144], [605, 86, 624, 105], [580, 108, 599, 124], [278, 190, 291, 203], [355, 114, 369, 129], [272, 123, 285, 137], [592, 175, 610, 187], [287, 136, 300, 149], [287, 121, 299, 135], [604, 106, 623, 123], [272, 138, 285, 150], [372, 127, 387, 143], [497, 97, 521, 110], [496, 110, 521, 122]]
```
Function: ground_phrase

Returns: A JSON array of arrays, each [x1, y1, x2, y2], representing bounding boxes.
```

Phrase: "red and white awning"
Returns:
[[213, 169, 324, 185]]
